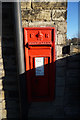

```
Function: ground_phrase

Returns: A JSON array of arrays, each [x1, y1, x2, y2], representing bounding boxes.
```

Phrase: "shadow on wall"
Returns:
[[2, 3, 20, 119], [2, 2, 30, 120], [1, 2, 80, 120]]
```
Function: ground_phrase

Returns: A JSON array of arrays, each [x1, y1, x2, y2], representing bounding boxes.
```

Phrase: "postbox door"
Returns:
[[24, 27, 55, 102]]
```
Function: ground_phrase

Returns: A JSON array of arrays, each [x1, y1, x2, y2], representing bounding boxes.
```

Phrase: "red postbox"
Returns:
[[24, 27, 55, 102]]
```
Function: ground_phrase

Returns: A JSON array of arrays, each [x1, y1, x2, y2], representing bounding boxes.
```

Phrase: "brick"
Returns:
[[21, 10, 51, 21], [52, 9, 67, 21]]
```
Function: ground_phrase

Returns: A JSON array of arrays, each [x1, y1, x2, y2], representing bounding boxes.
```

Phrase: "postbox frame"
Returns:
[[24, 27, 55, 102]]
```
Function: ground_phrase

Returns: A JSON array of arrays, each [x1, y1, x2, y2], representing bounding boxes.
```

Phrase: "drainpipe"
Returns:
[[13, 2, 25, 74], [13, 2, 28, 120]]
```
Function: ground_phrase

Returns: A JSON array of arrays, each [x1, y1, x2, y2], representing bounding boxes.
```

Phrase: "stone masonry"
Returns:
[[21, 1, 67, 119], [0, 1, 80, 120]]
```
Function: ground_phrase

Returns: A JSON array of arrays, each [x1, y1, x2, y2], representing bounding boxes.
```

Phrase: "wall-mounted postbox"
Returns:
[[24, 27, 55, 102]]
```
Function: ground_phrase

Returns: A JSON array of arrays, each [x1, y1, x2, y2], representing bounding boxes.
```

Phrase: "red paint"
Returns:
[[24, 27, 55, 102]]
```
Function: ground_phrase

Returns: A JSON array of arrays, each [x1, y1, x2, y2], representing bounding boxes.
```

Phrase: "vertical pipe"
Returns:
[[13, 2, 28, 120], [13, 2, 25, 75]]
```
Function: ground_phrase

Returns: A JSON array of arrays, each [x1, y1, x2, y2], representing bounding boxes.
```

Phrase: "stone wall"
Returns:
[[21, 1, 67, 119], [21, 2, 67, 58], [0, 1, 80, 120]]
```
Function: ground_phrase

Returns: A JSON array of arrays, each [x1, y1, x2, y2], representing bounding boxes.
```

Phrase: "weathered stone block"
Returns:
[[67, 69, 80, 77], [22, 20, 29, 28], [67, 53, 80, 61], [52, 97, 64, 106], [32, 2, 67, 10], [0, 40, 1, 47], [21, 2, 26, 9], [0, 79, 2, 85], [70, 45, 79, 54], [55, 86, 65, 97], [56, 45, 63, 57], [57, 33, 66, 44], [67, 61, 80, 69], [0, 59, 3, 63], [66, 77, 80, 86], [64, 106, 80, 117], [56, 58, 66, 67], [57, 21, 67, 33], [0, 85, 3, 90], [0, 100, 5, 109], [0, 47, 2, 57], [2, 70, 5, 77], [21, 2, 31, 9], [21, 10, 51, 21], [56, 77, 65, 86], [5, 101, 19, 109], [56, 66, 66, 77], [0, 63, 3, 70], [0, 70, 5, 78], [2, 109, 7, 118], [52, 10, 67, 21], [35, 10, 51, 21], [0, 91, 5, 100], [0, 70, 2, 78], [29, 21, 56, 27], [51, 106, 64, 118]]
